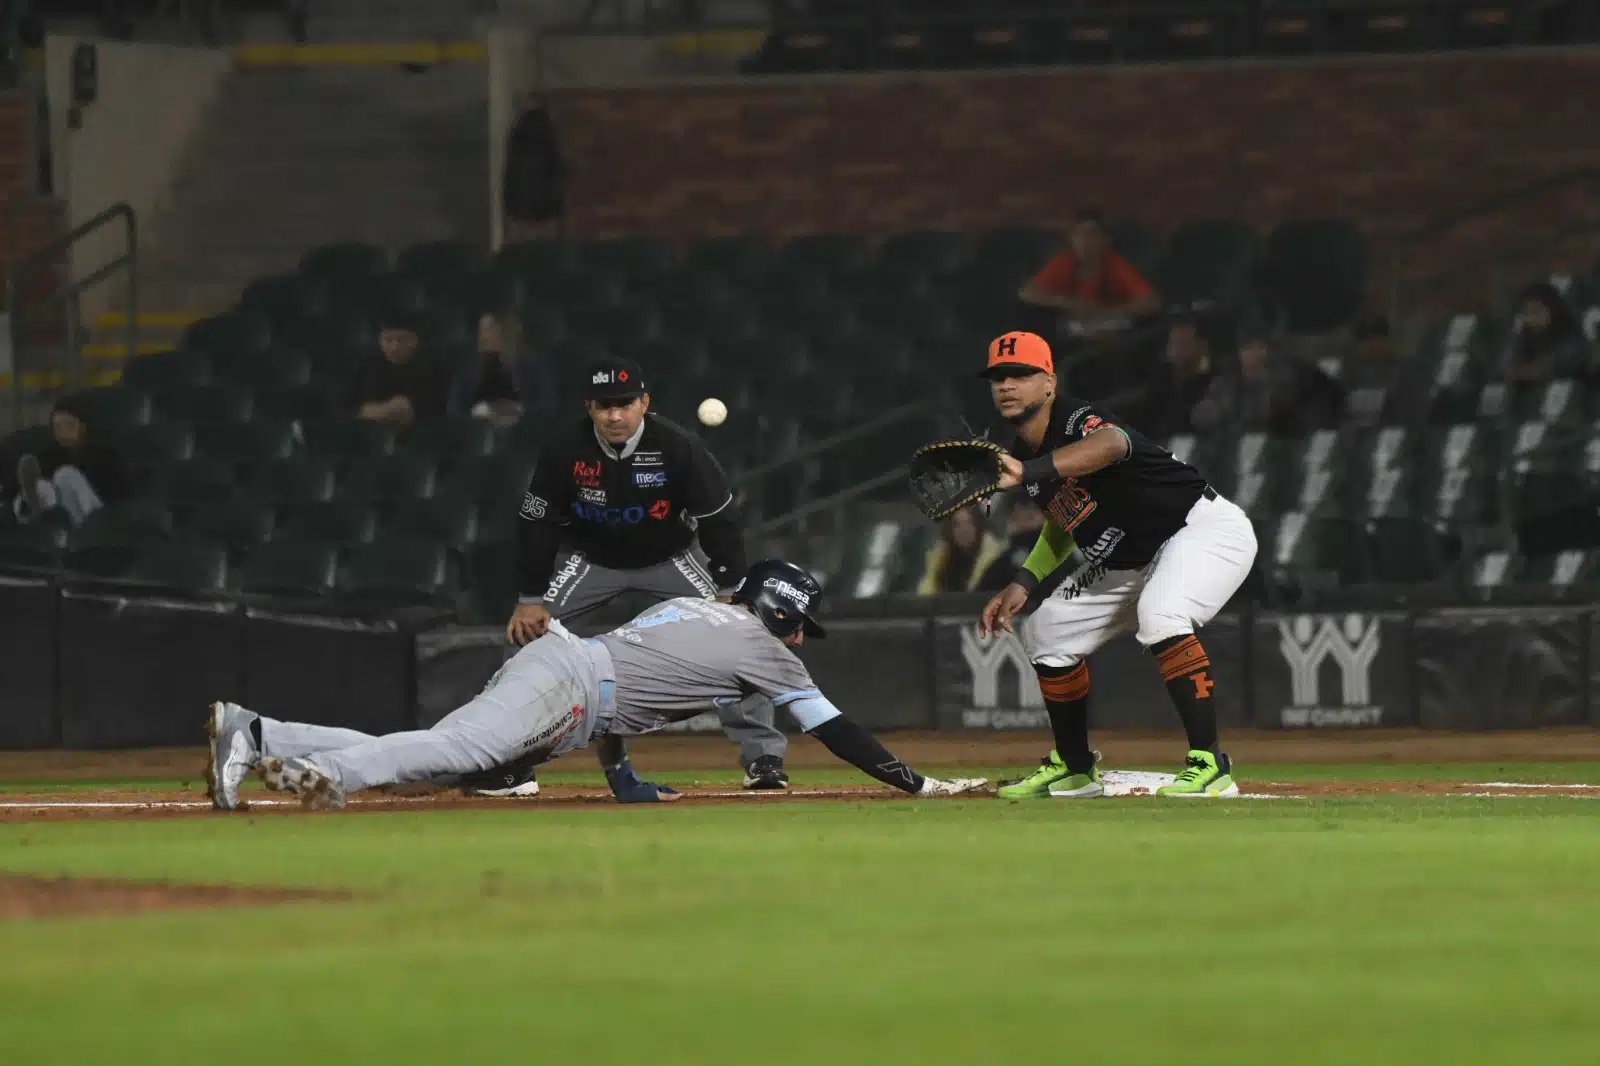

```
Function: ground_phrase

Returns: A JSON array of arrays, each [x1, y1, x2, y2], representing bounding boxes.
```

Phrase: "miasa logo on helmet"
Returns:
[[762, 577, 811, 609]]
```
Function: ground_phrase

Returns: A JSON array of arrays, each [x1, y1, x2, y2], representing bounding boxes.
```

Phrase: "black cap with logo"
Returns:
[[585, 358, 647, 401]]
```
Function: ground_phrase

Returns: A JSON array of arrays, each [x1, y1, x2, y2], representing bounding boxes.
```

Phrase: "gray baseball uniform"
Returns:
[[544, 546, 787, 768], [253, 599, 822, 796]]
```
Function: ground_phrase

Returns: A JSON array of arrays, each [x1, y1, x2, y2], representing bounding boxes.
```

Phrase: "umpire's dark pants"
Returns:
[[543, 545, 788, 768]]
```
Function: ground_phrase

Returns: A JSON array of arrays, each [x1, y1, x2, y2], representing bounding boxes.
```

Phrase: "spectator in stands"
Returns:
[[997, 498, 1047, 575], [1505, 282, 1589, 387], [10, 395, 130, 527], [1018, 207, 1159, 339], [1138, 314, 1217, 438], [347, 309, 448, 430], [468, 309, 555, 427], [1343, 315, 1421, 425], [1194, 327, 1344, 435], [917, 504, 1009, 596]]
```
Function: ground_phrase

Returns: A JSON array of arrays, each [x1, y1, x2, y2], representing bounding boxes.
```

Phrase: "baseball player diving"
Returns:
[[464, 356, 788, 798], [963, 330, 1257, 798], [205, 560, 986, 810]]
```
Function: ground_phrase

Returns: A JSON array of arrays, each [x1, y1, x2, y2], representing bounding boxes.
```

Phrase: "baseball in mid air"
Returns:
[[697, 397, 728, 427]]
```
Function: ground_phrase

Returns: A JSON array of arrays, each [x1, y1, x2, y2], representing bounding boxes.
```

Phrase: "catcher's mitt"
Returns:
[[908, 439, 1007, 520]]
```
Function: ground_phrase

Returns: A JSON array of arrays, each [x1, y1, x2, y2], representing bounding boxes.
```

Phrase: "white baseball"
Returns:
[[697, 397, 728, 427]]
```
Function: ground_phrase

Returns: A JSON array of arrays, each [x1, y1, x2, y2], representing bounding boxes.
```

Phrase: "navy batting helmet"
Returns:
[[730, 559, 827, 639]]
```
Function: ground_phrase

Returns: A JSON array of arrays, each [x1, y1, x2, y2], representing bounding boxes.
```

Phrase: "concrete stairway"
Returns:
[[126, 61, 488, 319]]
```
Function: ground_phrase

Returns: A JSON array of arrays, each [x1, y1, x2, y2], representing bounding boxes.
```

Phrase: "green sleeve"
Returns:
[[1019, 520, 1075, 588]]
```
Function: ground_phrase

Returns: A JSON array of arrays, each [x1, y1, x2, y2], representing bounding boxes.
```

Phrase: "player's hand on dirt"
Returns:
[[997, 453, 1024, 491], [604, 759, 681, 804], [506, 602, 551, 646], [980, 583, 1029, 637], [918, 776, 989, 796]]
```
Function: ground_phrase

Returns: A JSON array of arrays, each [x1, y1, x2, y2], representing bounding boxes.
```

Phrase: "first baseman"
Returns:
[[977, 331, 1258, 797], [463, 356, 787, 798], [205, 560, 986, 809]]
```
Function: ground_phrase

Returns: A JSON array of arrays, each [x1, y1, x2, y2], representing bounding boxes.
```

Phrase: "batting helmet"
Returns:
[[730, 559, 827, 640]]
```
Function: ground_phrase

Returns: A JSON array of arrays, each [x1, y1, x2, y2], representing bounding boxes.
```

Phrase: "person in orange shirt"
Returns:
[[1018, 208, 1159, 333]]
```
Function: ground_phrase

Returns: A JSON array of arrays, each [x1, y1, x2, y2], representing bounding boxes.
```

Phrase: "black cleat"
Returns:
[[742, 754, 789, 791], [462, 755, 540, 798]]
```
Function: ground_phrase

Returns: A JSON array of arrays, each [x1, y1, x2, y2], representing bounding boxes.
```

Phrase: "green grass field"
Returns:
[[3, 768, 1600, 1065]]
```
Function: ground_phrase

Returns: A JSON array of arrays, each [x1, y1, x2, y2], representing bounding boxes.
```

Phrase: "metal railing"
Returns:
[[1387, 168, 1600, 323], [5, 202, 137, 427]]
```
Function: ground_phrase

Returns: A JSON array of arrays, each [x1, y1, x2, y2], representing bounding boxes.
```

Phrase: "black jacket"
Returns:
[[517, 414, 746, 598], [38, 440, 130, 504]]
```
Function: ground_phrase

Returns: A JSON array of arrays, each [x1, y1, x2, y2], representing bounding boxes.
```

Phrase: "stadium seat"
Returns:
[[236, 538, 339, 597], [180, 497, 275, 556], [681, 236, 773, 282], [300, 417, 397, 460], [0, 519, 69, 569], [337, 536, 452, 603], [1259, 219, 1367, 334], [1327, 1, 1437, 52], [278, 500, 378, 546], [382, 496, 480, 549], [299, 243, 388, 282], [570, 237, 675, 280], [120, 348, 212, 390], [150, 384, 255, 428], [211, 347, 314, 391], [1468, 548, 1517, 593], [66, 501, 174, 578], [408, 416, 498, 465], [1156, 219, 1258, 307], [1365, 517, 1458, 584], [1267, 512, 1369, 593], [253, 385, 337, 425], [1523, 549, 1594, 588], [395, 240, 484, 283], [182, 310, 275, 360], [341, 454, 438, 502], [251, 457, 337, 507], [62, 386, 151, 433], [463, 540, 517, 622], [195, 419, 298, 468], [1351, 426, 1416, 517], [875, 230, 968, 280], [1447, 3, 1530, 48], [132, 538, 229, 592], [114, 422, 195, 472], [158, 457, 235, 511]]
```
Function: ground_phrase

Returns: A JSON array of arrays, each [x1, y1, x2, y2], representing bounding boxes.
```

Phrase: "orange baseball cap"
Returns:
[[981, 331, 1054, 378]]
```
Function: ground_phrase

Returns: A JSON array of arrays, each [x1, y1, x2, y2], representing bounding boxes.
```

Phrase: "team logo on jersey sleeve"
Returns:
[[520, 493, 548, 519]]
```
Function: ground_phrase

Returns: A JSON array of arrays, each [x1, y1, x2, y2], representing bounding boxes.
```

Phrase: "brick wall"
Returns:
[[546, 50, 1600, 297]]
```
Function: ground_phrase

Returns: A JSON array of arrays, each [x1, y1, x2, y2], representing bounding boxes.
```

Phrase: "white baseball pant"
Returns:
[[1022, 493, 1258, 668]]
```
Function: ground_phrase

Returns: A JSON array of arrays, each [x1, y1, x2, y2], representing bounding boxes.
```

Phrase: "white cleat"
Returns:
[[205, 701, 260, 811], [471, 779, 542, 798], [259, 757, 345, 810], [918, 776, 990, 796]]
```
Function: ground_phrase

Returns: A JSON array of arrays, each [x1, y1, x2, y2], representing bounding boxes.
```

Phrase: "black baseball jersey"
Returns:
[[1008, 394, 1208, 570], [517, 414, 746, 598]]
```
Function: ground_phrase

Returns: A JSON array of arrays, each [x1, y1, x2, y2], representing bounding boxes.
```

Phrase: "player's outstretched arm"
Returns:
[[997, 425, 1132, 489], [785, 694, 985, 796]]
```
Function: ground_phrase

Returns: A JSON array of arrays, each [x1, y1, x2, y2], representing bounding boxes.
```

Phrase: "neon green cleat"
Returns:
[[995, 750, 1069, 799], [1155, 750, 1240, 798], [1047, 764, 1104, 798]]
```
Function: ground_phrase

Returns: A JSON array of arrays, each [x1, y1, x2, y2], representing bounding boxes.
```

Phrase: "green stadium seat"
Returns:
[[179, 496, 275, 555], [340, 454, 438, 502], [1259, 218, 1367, 334], [774, 234, 870, 278], [66, 501, 174, 578], [62, 386, 151, 433], [250, 457, 337, 506], [114, 422, 195, 473], [338, 536, 452, 602], [1108, 221, 1164, 277], [1468, 548, 1517, 593], [301, 417, 397, 460], [495, 240, 580, 280], [875, 230, 968, 279], [1, 425, 58, 471], [1351, 426, 1417, 517], [299, 243, 388, 282], [571, 238, 674, 279], [395, 241, 484, 282], [158, 457, 235, 510], [463, 540, 517, 623], [151, 384, 255, 428], [211, 347, 314, 391], [1509, 378, 1586, 426], [182, 310, 276, 360], [1267, 512, 1370, 595], [0, 520, 69, 569], [278, 500, 378, 545], [1366, 517, 1459, 584], [1523, 549, 1594, 589], [254, 385, 337, 425], [382, 495, 480, 549], [681, 236, 773, 282], [120, 348, 211, 390], [1155, 219, 1258, 306], [1513, 467, 1587, 521], [1284, 429, 1345, 514], [236, 537, 339, 597], [408, 416, 498, 464], [195, 419, 298, 468], [132, 538, 229, 592], [1419, 424, 1494, 522]]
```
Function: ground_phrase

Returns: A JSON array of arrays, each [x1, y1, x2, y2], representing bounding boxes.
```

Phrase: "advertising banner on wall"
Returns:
[[0, 575, 59, 749], [243, 609, 414, 736], [931, 615, 1246, 731], [1251, 612, 1413, 728], [1413, 607, 1588, 730]]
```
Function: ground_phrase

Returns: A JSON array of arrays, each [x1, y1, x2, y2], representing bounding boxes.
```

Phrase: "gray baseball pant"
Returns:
[[257, 630, 613, 794], [543, 545, 786, 767]]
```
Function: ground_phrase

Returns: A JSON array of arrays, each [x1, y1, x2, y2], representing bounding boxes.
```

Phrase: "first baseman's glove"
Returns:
[[908, 439, 1008, 520], [604, 759, 680, 804]]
